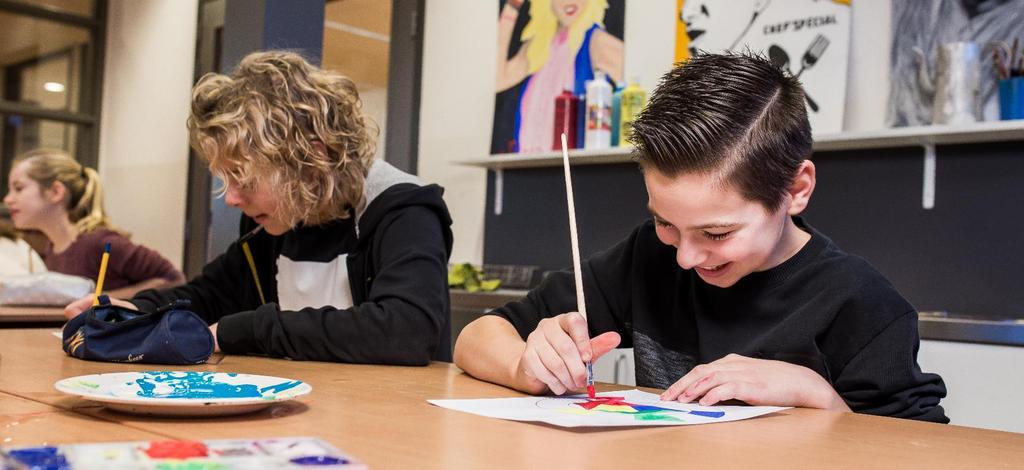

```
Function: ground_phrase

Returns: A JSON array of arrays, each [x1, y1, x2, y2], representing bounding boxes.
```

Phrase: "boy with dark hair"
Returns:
[[454, 52, 947, 422]]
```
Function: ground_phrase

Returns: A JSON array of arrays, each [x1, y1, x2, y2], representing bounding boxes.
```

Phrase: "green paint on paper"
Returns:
[[634, 412, 683, 422]]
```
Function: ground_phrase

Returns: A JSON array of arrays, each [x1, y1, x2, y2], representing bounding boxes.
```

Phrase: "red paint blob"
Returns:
[[577, 397, 628, 410], [144, 441, 209, 459], [587, 385, 596, 398]]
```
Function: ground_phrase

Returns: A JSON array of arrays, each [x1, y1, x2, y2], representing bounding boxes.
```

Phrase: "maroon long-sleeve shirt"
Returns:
[[42, 229, 183, 290]]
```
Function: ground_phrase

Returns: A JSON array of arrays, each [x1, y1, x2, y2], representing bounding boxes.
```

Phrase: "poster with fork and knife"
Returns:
[[676, 0, 851, 134]]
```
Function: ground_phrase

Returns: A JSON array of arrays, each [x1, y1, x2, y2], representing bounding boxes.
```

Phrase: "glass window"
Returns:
[[0, 11, 91, 113], [3, 114, 79, 153], [0, 114, 84, 190], [5, 0, 95, 17], [0, 0, 102, 182]]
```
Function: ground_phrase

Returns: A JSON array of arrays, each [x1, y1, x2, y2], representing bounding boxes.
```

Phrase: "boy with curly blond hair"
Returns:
[[67, 51, 453, 364]]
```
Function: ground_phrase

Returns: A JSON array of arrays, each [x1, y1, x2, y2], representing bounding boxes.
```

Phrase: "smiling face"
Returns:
[[551, 0, 585, 27], [644, 166, 807, 288], [3, 161, 63, 231]]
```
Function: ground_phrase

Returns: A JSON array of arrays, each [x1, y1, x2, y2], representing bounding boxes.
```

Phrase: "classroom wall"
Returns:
[[360, 85, 389, 161], [419, 0, 893, 265], [97, 0, 198, 269], [418, 1, 496, 264], [419, 1, 1024, 433]]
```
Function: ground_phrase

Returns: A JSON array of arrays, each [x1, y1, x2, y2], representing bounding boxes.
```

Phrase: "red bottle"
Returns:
[[552, 89, 577, 150]]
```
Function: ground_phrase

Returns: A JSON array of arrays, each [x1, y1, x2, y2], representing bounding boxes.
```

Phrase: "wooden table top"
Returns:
[[0, 329, 1021, 469], [0, 305, 65, 323], [0, 391, 170, 445]]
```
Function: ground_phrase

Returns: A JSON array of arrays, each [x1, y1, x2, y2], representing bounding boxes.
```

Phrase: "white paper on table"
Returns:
[[428, 389, 788, 428]]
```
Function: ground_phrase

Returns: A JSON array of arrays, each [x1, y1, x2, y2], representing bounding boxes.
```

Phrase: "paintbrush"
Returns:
[[560, 133, 595, 398]]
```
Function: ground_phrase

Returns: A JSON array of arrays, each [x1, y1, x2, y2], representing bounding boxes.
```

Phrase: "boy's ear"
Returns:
[[786, 160, 815, 215]]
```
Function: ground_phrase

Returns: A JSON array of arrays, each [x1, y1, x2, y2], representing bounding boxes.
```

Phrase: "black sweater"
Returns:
[[132, 161, 454, 365], [492, 218, 948, 423]]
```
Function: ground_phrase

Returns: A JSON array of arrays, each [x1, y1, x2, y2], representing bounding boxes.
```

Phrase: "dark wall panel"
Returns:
[[484, 163, 649, 282], [483, 141, 1024, 319], [805, 142, 1024, 318]]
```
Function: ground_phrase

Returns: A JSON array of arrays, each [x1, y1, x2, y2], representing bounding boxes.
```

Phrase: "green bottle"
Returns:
[[619, 79, 647, 146]]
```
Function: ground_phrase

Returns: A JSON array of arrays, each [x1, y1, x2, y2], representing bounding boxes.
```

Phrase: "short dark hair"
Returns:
[[630, 51, 812, 212]]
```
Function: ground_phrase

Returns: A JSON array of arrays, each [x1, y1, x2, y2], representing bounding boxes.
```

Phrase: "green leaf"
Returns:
[[447, 269, 466, 286], [479, 279, 502, 291]]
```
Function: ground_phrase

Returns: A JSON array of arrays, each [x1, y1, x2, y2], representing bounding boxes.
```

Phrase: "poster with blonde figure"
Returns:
[[492, 0, 625, 154], [676, 0, 851, 133]]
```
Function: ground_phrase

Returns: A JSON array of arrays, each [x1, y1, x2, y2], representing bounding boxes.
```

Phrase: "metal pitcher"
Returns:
[[914, 42, 992, 125]]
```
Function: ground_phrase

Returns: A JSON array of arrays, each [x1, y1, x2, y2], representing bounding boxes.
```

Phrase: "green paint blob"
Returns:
[[634, 412, 683, 422], [154, 460, 230, 470]]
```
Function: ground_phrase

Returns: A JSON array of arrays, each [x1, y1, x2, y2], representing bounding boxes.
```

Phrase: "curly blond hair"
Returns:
[[15, 149, 120, 234], [188, 50, 377, 227]]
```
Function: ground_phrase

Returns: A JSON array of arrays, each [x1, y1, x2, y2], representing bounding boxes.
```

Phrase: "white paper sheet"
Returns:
[[428, 389, 788, 428]]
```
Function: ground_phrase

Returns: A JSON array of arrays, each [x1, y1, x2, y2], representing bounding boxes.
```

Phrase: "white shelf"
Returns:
[[457, 120, 1024, 170], [458, 146, 634, 170], [813, 120, 1024, 152]]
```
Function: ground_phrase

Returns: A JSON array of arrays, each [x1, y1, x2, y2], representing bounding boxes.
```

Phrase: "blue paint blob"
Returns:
[[134, 372, 261, 399], [629, 404, 681, 413], [689, 410, 726, 418], [289, 455, 348, 465], [9, 446, 70, 470], [260, 380, 302, 394]]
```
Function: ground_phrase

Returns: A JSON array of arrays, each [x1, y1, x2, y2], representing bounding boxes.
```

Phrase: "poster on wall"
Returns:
[[675, 0, 852, 134], [887, 0, 1024, 127], [491, 0, 626, 155]]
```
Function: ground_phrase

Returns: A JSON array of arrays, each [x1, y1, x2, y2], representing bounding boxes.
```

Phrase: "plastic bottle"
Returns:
[[585, 71, 612, 149], [619, 78, 647, 146], [611, 85, 624, 147], [552, 89, 578, 150], [575, 93, 587, 149]]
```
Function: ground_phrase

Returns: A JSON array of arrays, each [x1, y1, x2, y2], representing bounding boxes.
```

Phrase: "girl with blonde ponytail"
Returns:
[[3, 149, 184, 297]]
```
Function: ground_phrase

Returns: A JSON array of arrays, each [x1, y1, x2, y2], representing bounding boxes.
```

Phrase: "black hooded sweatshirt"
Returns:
[[492, 218, 948, 423], [131, 160, 453, 365]]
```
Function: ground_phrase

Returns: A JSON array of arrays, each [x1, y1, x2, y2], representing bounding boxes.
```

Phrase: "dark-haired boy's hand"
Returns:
[[660, 353, 851, 411], [519, 312, 620, 395]]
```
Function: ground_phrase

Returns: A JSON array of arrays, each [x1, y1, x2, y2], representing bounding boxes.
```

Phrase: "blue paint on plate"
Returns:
[[260, 380, 303, 394], [134, 372, 265, 399]]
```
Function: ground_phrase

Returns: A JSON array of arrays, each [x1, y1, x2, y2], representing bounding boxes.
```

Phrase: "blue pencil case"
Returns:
[[62, 296, 214, 365]]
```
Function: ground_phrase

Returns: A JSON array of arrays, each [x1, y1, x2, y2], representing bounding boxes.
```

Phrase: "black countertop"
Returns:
[[450, 291, 1024, 347]]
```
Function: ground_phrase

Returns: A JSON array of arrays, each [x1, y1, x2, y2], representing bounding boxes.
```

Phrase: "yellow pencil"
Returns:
[[239, 225, 266, 305], [92, 242, 111, 306]]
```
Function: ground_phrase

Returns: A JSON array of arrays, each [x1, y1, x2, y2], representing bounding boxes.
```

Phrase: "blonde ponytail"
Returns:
[[70, 167, 114, 233], [15, 149, 122, 235]]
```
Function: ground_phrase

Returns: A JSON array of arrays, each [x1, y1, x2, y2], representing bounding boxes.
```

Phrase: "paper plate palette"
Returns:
[[54, 371, 312, 416], [2, 437, 364, 469]]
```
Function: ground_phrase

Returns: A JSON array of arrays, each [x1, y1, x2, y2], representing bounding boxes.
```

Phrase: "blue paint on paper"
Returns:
[[290, 455, 348, 465], [260, 380, 303, 394], [689, 410, 726, 418], [9, 446, 70, 469], [134, 372, 261, 399], [629, 404, 681, 413]]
